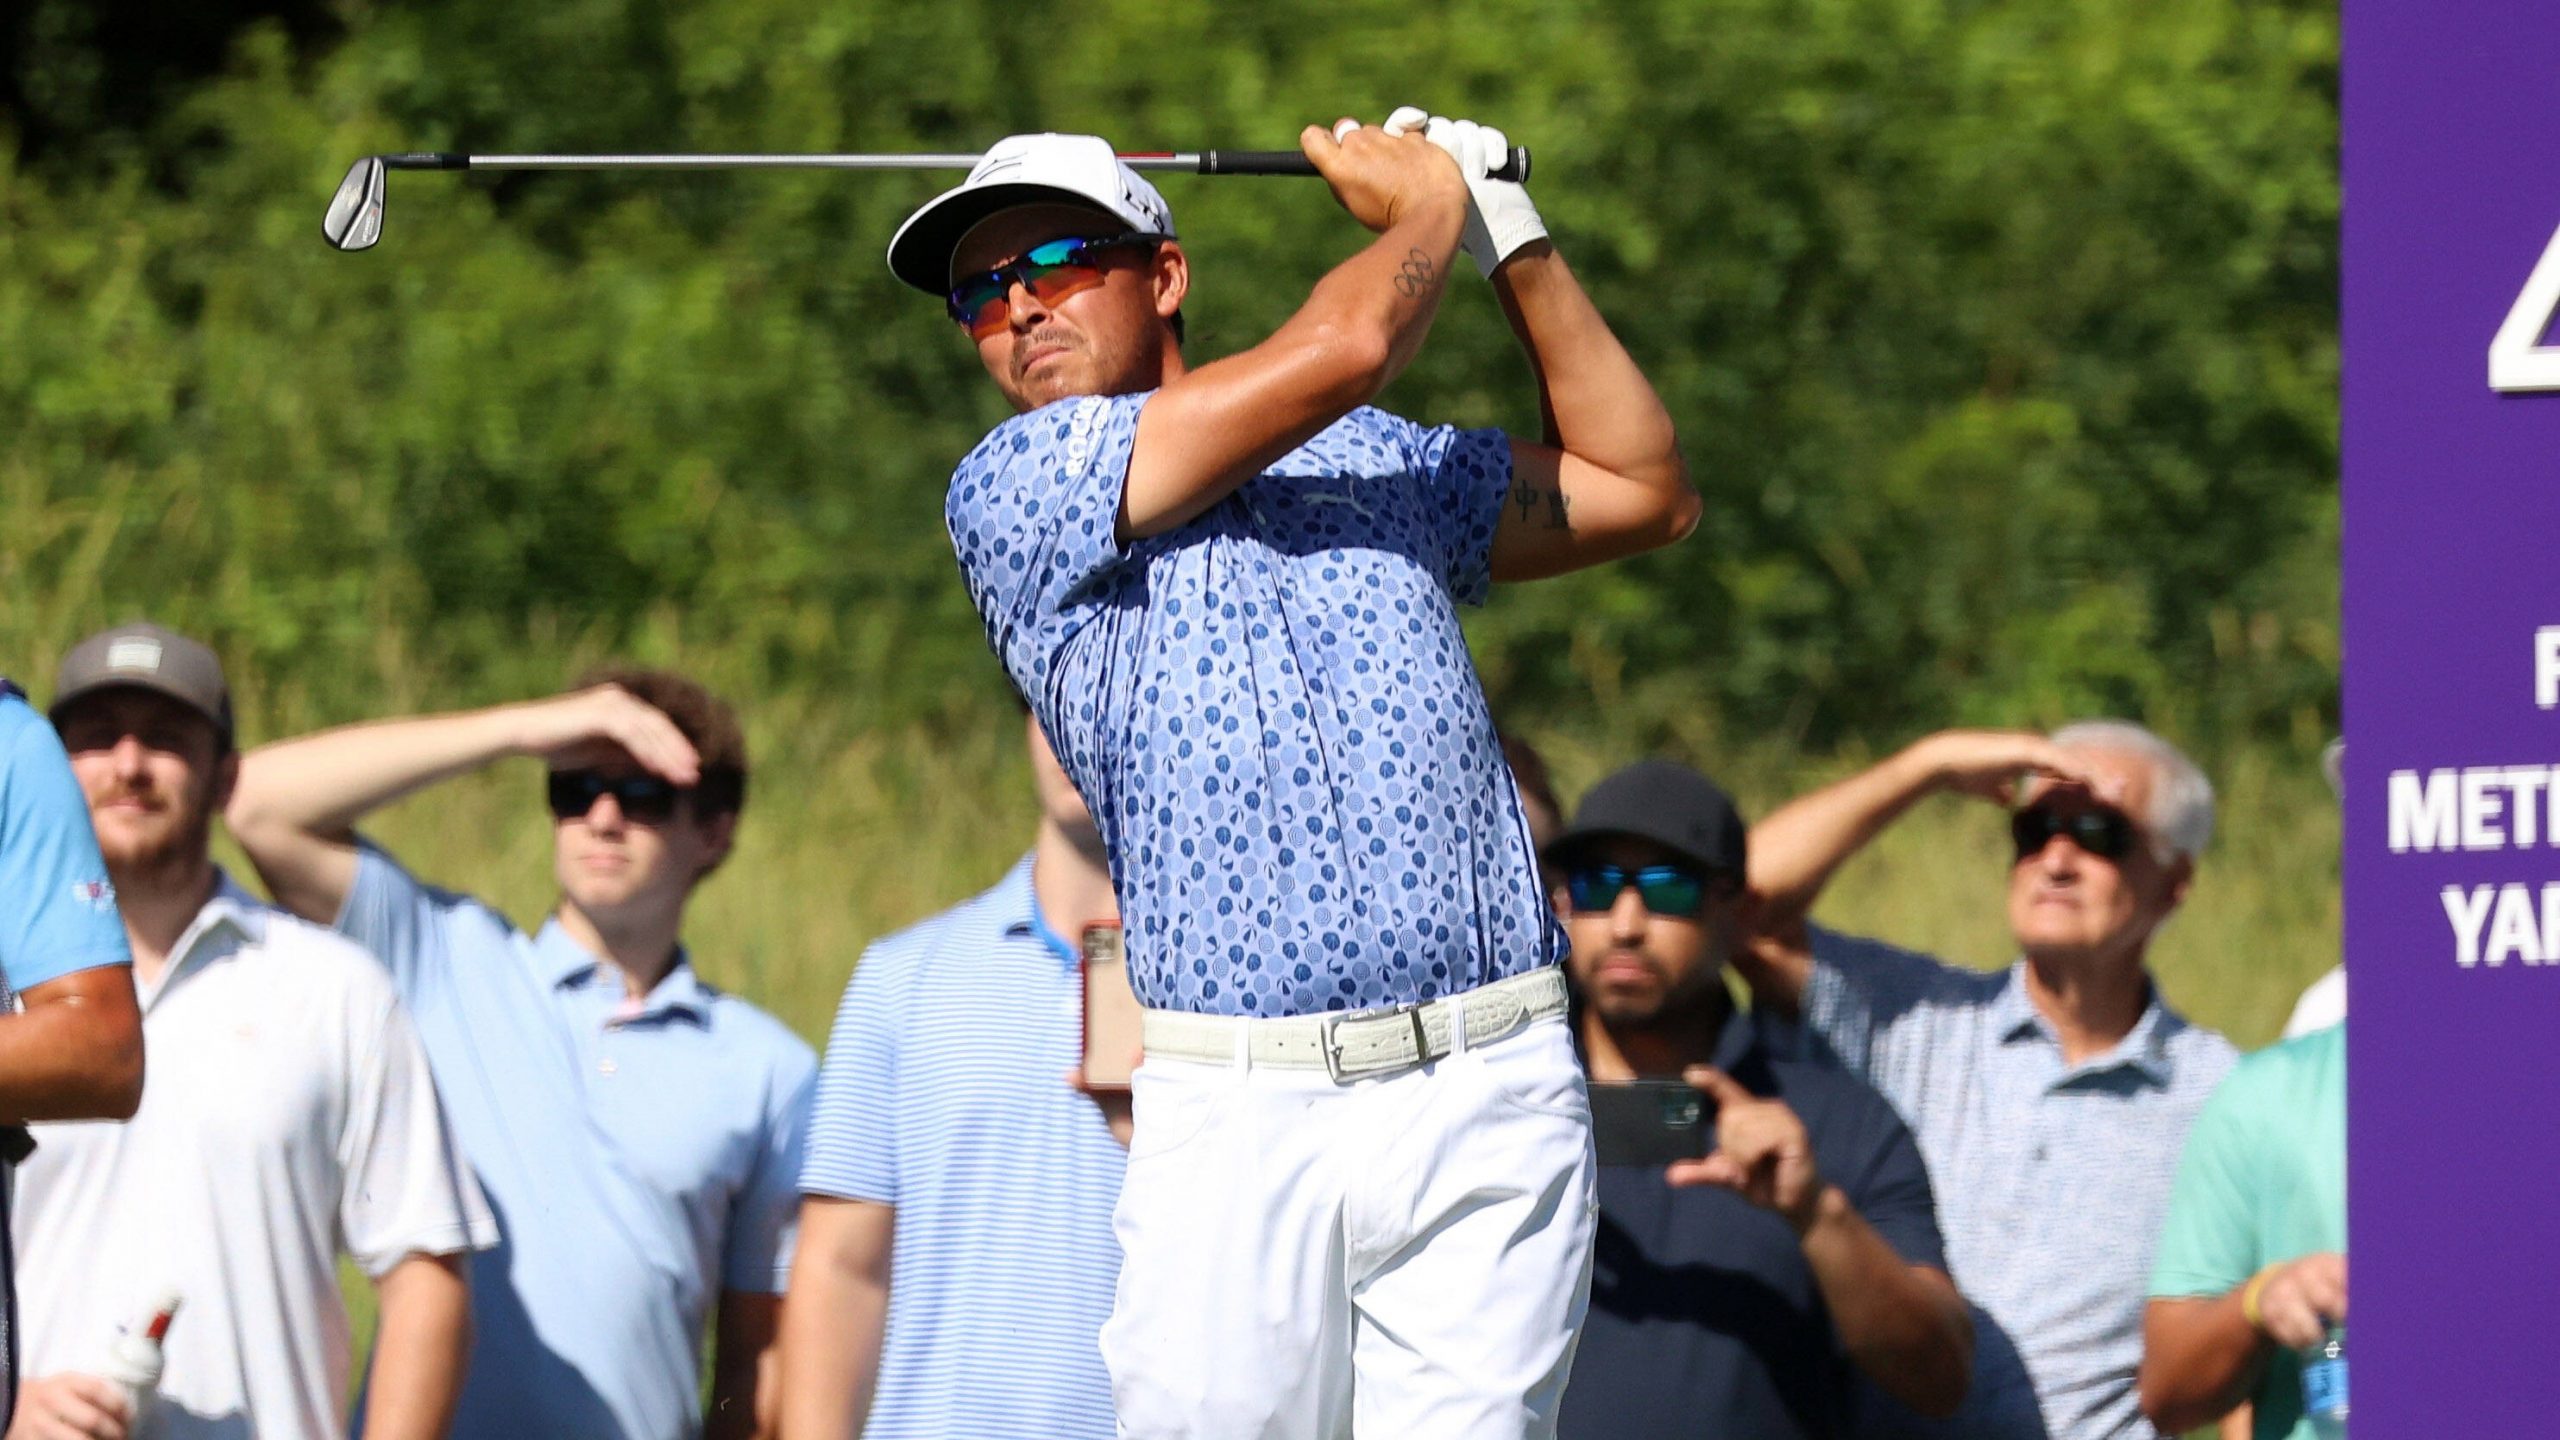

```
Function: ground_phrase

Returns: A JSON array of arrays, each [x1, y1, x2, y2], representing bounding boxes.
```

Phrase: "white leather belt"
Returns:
[[1142, 967, 1569, 1082]]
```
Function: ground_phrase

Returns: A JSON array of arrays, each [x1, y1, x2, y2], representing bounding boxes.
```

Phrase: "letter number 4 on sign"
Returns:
[[2490, 221, 2560, 391]]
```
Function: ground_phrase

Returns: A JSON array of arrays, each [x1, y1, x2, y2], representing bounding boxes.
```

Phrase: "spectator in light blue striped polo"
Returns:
[[777, 710, 1126, 1440], [1738, 724, 2239, 1440]]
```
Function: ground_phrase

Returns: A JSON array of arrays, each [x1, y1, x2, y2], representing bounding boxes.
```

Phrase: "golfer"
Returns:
[[889, 109, 1696, 1438]]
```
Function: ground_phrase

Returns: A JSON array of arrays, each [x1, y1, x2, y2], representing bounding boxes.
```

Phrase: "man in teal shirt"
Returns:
[[2139, 1023, 2346, 1438]]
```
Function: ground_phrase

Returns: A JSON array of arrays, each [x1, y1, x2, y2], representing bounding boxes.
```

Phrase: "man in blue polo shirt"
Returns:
[[777, 709, 1126, 1439], [1548, 760, 1970, 1440], [0, 676, 146, 1428], [227, 671, 815, 1440], [890, 109, 1697, 1437]]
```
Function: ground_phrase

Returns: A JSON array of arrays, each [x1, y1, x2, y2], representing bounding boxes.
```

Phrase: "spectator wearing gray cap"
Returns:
[[1549, 760, 1970, 1440], [0, 657, 144, 1432], [1740, 727, 2239, 1440], [14, 623, 491, 1440]]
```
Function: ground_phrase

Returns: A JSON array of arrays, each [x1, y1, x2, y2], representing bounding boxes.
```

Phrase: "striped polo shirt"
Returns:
[[801, 855, 1125, 1439], [1796, 927, 2237, 1440]]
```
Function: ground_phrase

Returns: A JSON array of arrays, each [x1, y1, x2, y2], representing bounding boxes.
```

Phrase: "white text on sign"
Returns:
[[2442, 884, 2560, 967]]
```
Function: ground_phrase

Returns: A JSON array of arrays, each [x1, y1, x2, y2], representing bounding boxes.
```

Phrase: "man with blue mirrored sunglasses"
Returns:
[[1545, 758, 1972, 1440], [892, 108, 1698, 1439]]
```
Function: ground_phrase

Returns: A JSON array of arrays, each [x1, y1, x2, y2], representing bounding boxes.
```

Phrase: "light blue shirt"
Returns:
[[0, 688, 130, 998], [0, 684, 133, 1424], [1798, 928, 2237, 1440], [801, 856, 1124, 1440], [339, 843, 816, 1440], [945, 394, 1563, 1018]]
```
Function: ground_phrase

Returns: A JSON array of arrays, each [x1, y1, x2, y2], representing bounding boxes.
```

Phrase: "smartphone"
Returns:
[[1079, 921, 1142, 1093], [1587, 1079, 1714, 1167]]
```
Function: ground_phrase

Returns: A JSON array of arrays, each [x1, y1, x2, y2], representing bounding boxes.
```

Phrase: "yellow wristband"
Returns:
[[2239, 1268, 2275, 1333]]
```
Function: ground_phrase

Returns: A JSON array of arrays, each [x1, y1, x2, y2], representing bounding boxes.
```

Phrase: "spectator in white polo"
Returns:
[[11, 624, 493, 1440], [777, 708, 1127, 1438]]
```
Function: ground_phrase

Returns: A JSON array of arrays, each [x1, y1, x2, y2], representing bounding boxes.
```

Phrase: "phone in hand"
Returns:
[[1587, 1079, 1714, 1167], [1079, 921, 1141, 1093]]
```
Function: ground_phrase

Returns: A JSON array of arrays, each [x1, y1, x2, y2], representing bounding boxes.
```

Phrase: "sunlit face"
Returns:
[[950, 204, 1185, 412], [57, 688, 232, 880], [2005, 748, 2191, 967], [547, 738, 732, 918], [1560, 836, 1737, 1030]]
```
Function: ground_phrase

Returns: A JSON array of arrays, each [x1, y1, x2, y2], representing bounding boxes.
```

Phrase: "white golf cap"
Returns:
[[887, 133, 1176, 294]]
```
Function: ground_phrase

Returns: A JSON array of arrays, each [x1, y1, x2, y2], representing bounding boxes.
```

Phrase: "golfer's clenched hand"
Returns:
[[1299, 108, 1470, 235]]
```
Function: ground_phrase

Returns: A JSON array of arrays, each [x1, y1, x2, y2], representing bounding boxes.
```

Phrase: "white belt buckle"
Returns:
[[1322, 1001, 1431, 1082]]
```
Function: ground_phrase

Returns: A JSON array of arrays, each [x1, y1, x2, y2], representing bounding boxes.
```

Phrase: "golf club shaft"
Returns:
[[376, 148, 1532, 182]]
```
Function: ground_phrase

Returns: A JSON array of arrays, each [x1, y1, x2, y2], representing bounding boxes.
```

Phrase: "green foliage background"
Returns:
[[4, 0, 2340, 1053]]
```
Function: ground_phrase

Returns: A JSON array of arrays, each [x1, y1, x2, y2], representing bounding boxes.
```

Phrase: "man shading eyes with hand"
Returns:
[[225, 670, 815, 1440], [1735, 724, 2239, 1440]]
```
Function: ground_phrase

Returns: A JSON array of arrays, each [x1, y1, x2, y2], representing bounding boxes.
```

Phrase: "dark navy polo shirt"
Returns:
[[1561, 1012, 1948, 1440]]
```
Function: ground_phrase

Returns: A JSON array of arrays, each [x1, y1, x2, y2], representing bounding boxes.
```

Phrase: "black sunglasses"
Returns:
[[2010, 803, 2140, 863], [547, 770, 686, 826]]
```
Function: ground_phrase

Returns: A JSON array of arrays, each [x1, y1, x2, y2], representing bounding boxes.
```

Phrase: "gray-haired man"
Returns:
[[1738, 724, 2238, 1440]]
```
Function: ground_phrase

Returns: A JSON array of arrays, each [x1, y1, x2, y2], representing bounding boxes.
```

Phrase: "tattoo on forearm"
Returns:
[[1508, 479, 1573, 531], [1392, 247, 1436, 298]]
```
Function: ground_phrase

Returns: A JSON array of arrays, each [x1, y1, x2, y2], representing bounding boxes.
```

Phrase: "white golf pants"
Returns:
[[1102, 1011, 1597, 1439]]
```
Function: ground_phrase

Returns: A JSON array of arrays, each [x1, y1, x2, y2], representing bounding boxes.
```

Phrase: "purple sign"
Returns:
[[2346, 1, 2560, 1431]]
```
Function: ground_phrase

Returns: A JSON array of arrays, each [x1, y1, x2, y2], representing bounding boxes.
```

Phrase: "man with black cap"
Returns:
[[1549, 759, 1971, 1440], [14, 623, 491, 1440]]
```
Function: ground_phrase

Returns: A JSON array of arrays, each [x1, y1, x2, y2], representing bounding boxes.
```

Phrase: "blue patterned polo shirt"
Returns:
[[945, 391, 1565, 1017]]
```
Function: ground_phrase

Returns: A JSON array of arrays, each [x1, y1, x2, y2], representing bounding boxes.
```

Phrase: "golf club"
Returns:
[[322, 146, 1534, 251]]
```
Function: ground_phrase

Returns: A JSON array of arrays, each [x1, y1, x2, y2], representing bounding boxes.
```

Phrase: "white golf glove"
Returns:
[[1376, 107, 1547, 276]]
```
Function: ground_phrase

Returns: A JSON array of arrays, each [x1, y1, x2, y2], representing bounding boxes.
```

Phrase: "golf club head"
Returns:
[[323, 157, 387, 251]]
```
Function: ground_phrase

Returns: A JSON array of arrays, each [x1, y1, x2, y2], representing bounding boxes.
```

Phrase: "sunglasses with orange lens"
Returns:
[[946, 233, 1166, 338]]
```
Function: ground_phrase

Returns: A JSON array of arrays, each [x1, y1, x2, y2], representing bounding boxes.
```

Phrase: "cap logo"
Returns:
[[105, 638, 163, 673]]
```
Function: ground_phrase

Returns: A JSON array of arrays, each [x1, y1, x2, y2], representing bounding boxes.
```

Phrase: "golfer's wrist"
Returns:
[[1390, 193, 1470, 249], [1487, 237, 1563, 288]]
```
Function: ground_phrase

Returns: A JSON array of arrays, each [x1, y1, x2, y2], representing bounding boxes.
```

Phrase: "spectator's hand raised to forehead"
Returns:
[[1913, 729, 2102, 808], [1299, 107, 1471, 237], [2252, 1251, 2347, 1350], [1666, 1066, 1827, 1235], [7, 1372, 134, 1440], [514, 685, 702, 786]]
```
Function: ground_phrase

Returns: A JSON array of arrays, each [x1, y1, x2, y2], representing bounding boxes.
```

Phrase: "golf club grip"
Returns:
[[1202, 148, 1531, 183]]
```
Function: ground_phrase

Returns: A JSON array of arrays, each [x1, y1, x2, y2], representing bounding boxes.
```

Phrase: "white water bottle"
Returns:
[[97, 1292, 182, 1428]]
